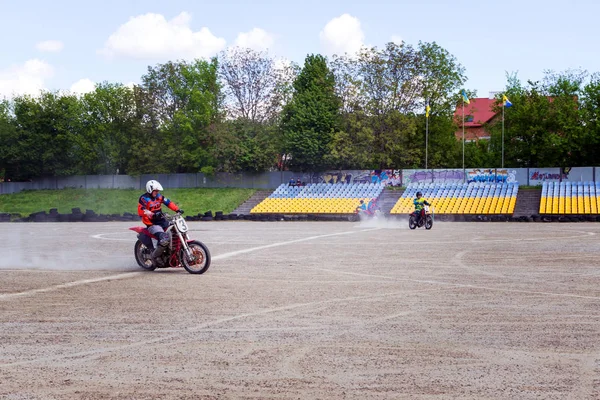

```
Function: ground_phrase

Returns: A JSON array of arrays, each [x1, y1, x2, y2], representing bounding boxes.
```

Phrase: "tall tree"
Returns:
[[331, 41, 467, 169], [0, 100, 18, 180], [140, 58, 221, 172], [580, 73, 600, 165], [9, 92, 83, 179], [79, 82, 137, 174], [219, 47, 279, 122], [487, 71, 584, 168], [280, 54, 341, 172], [417, 41, 468, 115], [126, 85, 170, 175], [212, 119, 279, 173]]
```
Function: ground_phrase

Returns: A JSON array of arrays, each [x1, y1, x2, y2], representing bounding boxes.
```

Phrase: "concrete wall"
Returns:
[[1, 167, 599, 194]]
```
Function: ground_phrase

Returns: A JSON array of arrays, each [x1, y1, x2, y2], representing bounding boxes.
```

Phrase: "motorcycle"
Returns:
[[129, 210, 211, 274], [409, 205, 433, 230], [349, 201, 383, 222]]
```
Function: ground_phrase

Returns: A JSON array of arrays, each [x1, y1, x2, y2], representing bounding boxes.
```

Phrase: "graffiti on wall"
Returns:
[[403, 169, 517, 185], [351, 170, 402, 186], [468, 169, 517, 183], [403, 169, 465, 184], [294, 170, 402, 186], [317, 171, 353, 184], [529, 168, 569, 183]]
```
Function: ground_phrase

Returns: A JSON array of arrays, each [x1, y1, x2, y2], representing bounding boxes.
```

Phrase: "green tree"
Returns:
[[140, 58, 221, 173], [417, 41, 468, 115], [0, 100, 18, 180], [79, 82, 137, 174], [415, 114, 461, 169], [580, 73, 600, 165], [487, 71, 584, 168], [331, 41, 467, 169], [126, 85, 170, 175], [9, 92, 83, 179], [280, 54, 341, 171], [212, 119, 279, 173]]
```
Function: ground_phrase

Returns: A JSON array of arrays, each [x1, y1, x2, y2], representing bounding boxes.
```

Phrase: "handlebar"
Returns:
[[153, 210, 184, 221]]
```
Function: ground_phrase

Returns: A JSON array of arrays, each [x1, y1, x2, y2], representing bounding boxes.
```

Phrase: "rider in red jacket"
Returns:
[[138, 180, 182, 264]]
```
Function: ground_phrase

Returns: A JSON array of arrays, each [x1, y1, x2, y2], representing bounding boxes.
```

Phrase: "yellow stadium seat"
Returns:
[[584, 196, 591, 214]]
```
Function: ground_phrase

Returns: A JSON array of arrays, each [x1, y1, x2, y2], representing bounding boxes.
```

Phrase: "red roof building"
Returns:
[[453, 98, 499, 141]]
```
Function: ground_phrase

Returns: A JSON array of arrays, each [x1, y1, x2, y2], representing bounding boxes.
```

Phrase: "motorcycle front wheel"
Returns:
[[425, 215, 433, 230], [408, 215, 417, 230], [181, 240, 211, 274], [134, 240, 156, 271]]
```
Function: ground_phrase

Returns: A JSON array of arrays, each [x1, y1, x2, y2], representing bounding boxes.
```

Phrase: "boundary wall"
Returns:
[[0, 167, 597, 195]]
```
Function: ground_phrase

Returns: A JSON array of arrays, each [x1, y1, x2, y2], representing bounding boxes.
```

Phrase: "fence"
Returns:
[[0, 167, 598, 195]]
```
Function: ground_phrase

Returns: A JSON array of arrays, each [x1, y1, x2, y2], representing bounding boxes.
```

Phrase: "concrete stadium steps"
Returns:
[[379, 189, 404, 214], [232, 190, 273, 215], [513, 188, 542, 217]]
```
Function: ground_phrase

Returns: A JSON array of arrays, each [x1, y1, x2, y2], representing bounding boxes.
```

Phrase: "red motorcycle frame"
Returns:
[[129, 211, 211, 274]]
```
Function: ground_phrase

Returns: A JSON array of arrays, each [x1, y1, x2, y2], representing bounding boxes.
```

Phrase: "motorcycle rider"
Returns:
[[413, 191, 431, 226], [367, 198, 378, 214], [138, 180, 183, 265], [356, 199, 367, 214]]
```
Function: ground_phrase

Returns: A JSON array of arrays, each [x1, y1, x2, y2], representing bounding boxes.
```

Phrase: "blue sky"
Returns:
[[1, 0, 598, 99]]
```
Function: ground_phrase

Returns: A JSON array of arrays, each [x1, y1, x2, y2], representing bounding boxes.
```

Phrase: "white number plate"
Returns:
[[175, 217, 189, 232]]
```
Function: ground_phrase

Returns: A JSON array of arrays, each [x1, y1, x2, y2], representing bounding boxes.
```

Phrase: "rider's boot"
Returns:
[[151, 234, 169, 266]]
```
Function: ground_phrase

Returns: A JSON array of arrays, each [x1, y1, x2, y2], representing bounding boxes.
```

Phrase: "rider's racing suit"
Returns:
[[413, 197, 430, 225]]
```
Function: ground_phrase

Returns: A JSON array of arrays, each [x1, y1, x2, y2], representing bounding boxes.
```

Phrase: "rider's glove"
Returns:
[[143, 209, 154, 218], [177, 209, 184, 215]]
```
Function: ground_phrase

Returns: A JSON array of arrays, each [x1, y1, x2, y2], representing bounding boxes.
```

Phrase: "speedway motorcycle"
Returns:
[[349, 202, 383, 222], [409, 205, 433, 230], [129, 211, 211, 274]]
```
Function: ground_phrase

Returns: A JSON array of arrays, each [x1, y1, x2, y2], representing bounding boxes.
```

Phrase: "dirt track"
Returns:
[[1, 220, 600, 399]]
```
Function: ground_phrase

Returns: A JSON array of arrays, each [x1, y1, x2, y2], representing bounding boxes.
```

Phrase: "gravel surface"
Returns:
[[1, 220, 599, 399]]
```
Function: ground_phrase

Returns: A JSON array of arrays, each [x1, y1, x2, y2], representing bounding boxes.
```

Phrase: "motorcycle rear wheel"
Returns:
[[181, 240, 211, 274], [134, 240, 156, 271]]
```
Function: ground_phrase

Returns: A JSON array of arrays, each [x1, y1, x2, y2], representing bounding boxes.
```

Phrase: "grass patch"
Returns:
[[0, 188, 256, 217]]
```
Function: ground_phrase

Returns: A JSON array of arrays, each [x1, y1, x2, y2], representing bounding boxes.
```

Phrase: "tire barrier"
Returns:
[[2, 210, 600, 223]]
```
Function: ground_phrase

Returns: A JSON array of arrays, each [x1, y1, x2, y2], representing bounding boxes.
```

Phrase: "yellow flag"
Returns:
[[425, 104, 431, 118]]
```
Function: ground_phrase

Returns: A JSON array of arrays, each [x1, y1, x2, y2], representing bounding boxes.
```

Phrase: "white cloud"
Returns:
[[0, 59, 53, 98], [391, 35, 404, 45], [98, 11, 226, 60], [234, 28, 274, 52], [36, 40, 64, 53], [70, 78, 96, 95], [319, 14, 365, 56]]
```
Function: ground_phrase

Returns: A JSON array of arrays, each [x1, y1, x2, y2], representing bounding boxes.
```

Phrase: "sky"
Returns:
[[1, 0, 598, 99]]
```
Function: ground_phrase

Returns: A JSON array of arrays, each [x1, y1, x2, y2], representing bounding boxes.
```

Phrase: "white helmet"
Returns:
[[146, 180, 163, 193]]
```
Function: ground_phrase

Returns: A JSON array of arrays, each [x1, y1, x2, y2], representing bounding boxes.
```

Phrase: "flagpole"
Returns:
[[425, 110, 429, 170], [502, 103, 505, 169], [462, 100, 465, 183]]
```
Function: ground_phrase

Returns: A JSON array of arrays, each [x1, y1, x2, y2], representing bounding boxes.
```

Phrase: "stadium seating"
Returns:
[[539, 181, 599, 214], [390, 182, 518, 215], [250, 183, 384, 214]]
